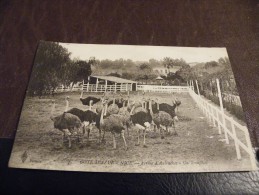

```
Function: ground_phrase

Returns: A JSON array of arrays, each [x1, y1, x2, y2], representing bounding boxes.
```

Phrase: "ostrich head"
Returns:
[[65, 96, 70, 112]]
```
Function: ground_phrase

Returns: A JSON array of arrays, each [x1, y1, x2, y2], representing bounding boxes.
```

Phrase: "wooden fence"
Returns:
[[55, 85, 81, 92], [137, 85, 189, 93], [189, 86, 257, 169], [82, 84, 132, 92]]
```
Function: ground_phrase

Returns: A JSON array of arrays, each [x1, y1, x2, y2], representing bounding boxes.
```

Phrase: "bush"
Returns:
[[203, 93, 245, 122]]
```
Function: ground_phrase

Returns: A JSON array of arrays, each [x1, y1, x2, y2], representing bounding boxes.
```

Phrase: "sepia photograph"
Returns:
[[8, 41, 257, 173]]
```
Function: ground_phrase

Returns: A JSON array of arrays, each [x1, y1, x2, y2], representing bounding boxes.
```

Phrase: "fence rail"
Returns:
[[82, 84, 132, 92], [189, 87, 256, 169], [55, 86, 81, 92], [137, 85, 189, 93]]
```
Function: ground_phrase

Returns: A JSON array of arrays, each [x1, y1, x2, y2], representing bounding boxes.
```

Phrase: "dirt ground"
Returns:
[[8, 91, 256, 173]]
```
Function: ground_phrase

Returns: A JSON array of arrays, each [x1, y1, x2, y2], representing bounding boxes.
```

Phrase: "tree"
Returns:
[[204, 61, 218, 69], [27, 41, 71, 96], [107, 72, 121, 77], [69, 60, 92, 86], [175, 64, 194, 82], [162, 57, 189, 69], [137, 63, 156, 84]]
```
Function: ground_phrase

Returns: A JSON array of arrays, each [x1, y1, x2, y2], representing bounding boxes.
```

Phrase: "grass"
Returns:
[[8, 91, 253, 173]]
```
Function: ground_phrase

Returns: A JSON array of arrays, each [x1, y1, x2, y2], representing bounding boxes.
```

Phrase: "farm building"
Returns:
[[82, 75, 138, 92], [153, 66, 181, 76]]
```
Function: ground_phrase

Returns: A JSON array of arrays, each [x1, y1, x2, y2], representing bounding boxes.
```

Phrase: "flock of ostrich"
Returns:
[[50, 91, 181, 150]]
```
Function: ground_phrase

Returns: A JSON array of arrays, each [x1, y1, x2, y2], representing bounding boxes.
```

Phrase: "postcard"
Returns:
[[8, 41, 258, 173]]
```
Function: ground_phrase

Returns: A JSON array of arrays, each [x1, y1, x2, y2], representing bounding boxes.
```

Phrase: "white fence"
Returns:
[[55, 85, 81, 92], [189, 87, 256, 169], [137, 85, 189, 93], [82, 84, 132, 92]]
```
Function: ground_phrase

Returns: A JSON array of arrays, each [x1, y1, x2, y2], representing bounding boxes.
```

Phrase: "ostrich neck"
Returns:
[[104, 103, 108, 116], [65, 100, 69, 112], [100, 105, 105, 124], [51, 102, 55, 118], [130, 105, 135, 115], [148, 101, 154, 117]]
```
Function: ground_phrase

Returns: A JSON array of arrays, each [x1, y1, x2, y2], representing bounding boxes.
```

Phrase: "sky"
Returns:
[[59, 42, 229, 64]]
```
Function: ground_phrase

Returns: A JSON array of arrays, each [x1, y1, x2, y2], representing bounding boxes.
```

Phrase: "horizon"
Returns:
[[58, 42, 229, 64]]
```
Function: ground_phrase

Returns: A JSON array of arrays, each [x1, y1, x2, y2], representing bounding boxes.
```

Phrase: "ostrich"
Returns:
[[129, 97, 148, 114], [118, 100, 135, 136], [130, 103, 153, 147], [50, 99, 83, 148], [107, 93, 124, 108], [99, 101, 128, 150], [80, 92, 104, 106], [150, 99, 179, 135], [148, 100, 177, 137], [65, 98, 98, 141], [106, 97, 119, 116], [174, 97, 181, 113]]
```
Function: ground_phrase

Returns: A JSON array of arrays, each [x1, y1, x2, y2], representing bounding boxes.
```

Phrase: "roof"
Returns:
[[156, 76, 164, 80], [91, 75, 137, 83]]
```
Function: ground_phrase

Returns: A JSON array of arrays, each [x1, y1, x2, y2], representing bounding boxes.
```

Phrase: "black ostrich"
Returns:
[[65, 97, 98, 141], [130, 103, 153, 147], [80, 96, 101, 106], [66, 108, 98, 141], [148, 100, 177, 136], [149, 99, 179, 135], [107, 93, 124, 108]]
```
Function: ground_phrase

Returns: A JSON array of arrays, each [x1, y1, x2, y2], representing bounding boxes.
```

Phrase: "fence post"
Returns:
[[105, 80, 107, 92], [216, 78, 229, 144], [114, 82, 117, 93], [230, 118, 241, 160], [95, 78, 99, 92], [195, 80, 200, 96], [191, 80, 194, 91], [87, 76, 90, 92], [244, 126, 257, 170], [80, 80, 84, 98], [211, 107, 216, 127], [216, 110, 222, 134]]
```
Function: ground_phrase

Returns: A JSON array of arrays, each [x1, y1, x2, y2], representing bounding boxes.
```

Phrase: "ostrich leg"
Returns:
[[112, 133, 116, 149], [62, 132, 66, 144], [82, 125, 86, 135], [135, 129, 140, 146], [101, 131, 106, 143], [172, 122, 178, 136], [121, 130, 128, 150], [160, 127, 165, 139], [166, 126, 170, 135], [68, 135, 71, 148], [143, 128, 147, 148], [126, 123, 130, 137]]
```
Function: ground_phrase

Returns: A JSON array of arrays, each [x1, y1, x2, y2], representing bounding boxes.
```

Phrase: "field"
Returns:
[[8, 91, 254, 173]]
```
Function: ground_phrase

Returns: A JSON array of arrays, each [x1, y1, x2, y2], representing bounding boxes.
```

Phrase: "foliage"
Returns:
[[28, 42, 71, 96], [162, 57, 188, 69], [107, 72, 121, 77], [204, 61, 218, 69], [27, 42, 92, 96], [136, 63, 156, 83], [203, 92, 245, 122]]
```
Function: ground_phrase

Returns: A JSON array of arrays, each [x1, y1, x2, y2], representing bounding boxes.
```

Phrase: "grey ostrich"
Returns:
[[99, 101, 128, 150], [50, 99, 83, 148]]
